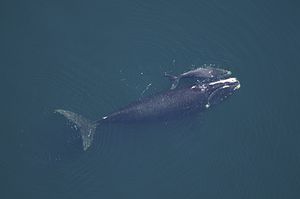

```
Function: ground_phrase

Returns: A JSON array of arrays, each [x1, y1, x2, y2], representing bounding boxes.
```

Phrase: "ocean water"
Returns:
[[1, 0, 300, 198]]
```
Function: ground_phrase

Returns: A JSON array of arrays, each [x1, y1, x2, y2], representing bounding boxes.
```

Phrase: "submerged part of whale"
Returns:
[[55, 77, 240, 151], [164, 66, 232, 89]]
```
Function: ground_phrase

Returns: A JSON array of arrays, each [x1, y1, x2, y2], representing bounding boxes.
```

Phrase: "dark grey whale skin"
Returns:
[[55, 86, 209, 150], [99, 86, 208, 123], [55, 77, 240, 150]]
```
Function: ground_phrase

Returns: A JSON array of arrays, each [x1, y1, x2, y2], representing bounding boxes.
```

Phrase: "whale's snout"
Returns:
[[205, 77, 240, 106]]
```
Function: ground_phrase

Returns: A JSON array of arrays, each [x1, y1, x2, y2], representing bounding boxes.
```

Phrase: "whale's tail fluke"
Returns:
[[55, 109, 98, 151], [164, 72, 180, 90]]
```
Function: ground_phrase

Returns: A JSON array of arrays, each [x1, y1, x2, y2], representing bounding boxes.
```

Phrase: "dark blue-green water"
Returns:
[[1, 0, 300, 198]]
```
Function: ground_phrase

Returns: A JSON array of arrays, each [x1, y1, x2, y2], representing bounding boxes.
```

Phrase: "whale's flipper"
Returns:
[[55, 109, 97, 151], [164, 73, 180, 90]]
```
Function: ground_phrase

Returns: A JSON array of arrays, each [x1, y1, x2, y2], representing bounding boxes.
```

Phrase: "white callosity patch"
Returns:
[[191, 84, 207, 91], [208, 69, 214, 77], [234, 84, 241, 90], [221, 85, 230, 89], [208, 77, 239, 85]]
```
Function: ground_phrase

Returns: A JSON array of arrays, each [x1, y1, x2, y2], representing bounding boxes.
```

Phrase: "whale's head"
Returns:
[[203, 77, 240, 108]]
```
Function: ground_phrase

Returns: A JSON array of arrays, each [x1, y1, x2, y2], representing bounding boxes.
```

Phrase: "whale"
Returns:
[[55, 77, 240, 151], [164, 66, 232, 89]]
